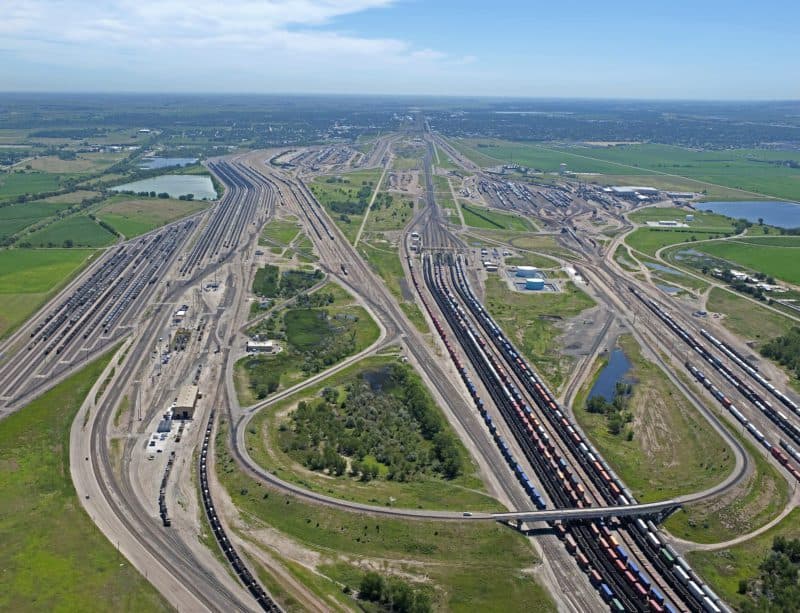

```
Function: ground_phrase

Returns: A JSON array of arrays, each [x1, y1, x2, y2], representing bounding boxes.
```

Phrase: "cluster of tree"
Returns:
[[358, 572, 432, 613], [29, 127, 108, 139], [88, 214, 120, 237], [761, 327, 800, 381], [322, 181, 373, 216], [738, 536, 800, 612], [252, 265, 323, 300], [295, 290, 335, 309], [280, 364, 463, 482], [586, 382, 634, 438], [371, 192, 394, 210]]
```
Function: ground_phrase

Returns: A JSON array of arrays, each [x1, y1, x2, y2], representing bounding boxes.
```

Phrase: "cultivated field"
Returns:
[[96, 195, 207, 238], [694, 239, 800, 285], [25, 215, 117, 248], [0, 248, 97, 337]]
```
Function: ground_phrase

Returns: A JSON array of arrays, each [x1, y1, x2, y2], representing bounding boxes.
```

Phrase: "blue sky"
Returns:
[[0, 0, 797, 98]]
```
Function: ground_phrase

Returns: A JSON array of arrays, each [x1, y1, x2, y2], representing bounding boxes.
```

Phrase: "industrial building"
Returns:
[[483, 261, 498, 272], [247, 340, 277, 353], [515, 265, 542, 278], [174, 384, 198, 420]]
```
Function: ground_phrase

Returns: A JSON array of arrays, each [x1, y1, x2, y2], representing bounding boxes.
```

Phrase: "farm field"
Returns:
[[246, 354, 503, 511], [0, 352, 170, 612], [451, 139, 800, 202], [574, 335, 734, 502], [0, 172, 64, 201], [27, 152, 124, 174], [216, 417, 555, 613], [625, 228, 729, 256], [461, 203, 534, 231], [0, 200, 75, 242], [687, 508, 800, 610], [484, 276, 595, 390], [96, 195, 207, 238], [0, 248, 97, 337], [25, 215, 117, 247], [694, 239, 800, 285]]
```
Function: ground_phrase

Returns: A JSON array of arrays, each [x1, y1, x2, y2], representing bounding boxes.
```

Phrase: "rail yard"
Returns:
[[2, 117, 799, 613]]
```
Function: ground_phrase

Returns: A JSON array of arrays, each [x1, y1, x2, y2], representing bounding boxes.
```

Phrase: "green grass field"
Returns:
[[309, 169, 382, 244], [664, 421, 789, 544], [246, 355, 503, 512], [485, 276, 595, 390], [461, 204, 533, 232], [216, 418, 555, 613], [259, 217, 301, 247], [574, 335, 734, 502], [625, 228, 730, 256], [25, 215, 117, 247], [363, 192, 414, 232], [0, 171, 64, 201], [707, 287, 795, 343], [451, 139, 800, 202], [687, 508, 800, 610], [694, 239, 800, 285], [0, 248, 97, 337], [0, 353, 170, 612], [96, 194, 207, 238]]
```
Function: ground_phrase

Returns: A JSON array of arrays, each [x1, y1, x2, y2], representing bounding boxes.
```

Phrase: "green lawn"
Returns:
[[687, 508, 800, 610], [0, 353, 170, 612], [25, 216, 117, 247], [363, 192, 414, 232], [505, 254, 560, 269], [574, 335, 734, 502], [0, 248, 97, 337], [694, 239, 800, 285], [216, 418, 555, 613], [461, 204, 533, 232], [485, 276, 595, 390]]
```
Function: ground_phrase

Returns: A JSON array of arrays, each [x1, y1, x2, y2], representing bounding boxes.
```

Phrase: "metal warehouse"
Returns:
[[174, 384, 198, 420]]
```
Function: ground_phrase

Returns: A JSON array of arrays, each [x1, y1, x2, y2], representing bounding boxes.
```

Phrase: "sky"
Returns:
[[0, 0, 798, 99]]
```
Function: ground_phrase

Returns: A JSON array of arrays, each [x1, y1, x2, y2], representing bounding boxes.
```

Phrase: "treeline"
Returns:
[[761, 327, 800, 380], [739, 536, 800, 612], [280, 364, 464, 482], [357, 571, 432, 613]]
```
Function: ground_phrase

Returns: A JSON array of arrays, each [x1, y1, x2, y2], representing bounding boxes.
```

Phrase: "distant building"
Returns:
[[685, 214, 695, 222], [610, 186, 659, 199], [483, 261, 498, 272], [174, 385, 199, 420]]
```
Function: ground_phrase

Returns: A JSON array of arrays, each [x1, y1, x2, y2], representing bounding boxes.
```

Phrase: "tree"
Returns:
[[359, 572, 384, 601]]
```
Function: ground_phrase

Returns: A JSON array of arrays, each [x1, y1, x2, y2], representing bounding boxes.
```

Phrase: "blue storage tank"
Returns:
[[525, 278, 545, 291], [515, 266, 541, 278]]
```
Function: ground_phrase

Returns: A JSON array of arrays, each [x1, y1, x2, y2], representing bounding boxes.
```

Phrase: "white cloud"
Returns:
[[0, 0, 480, 93]]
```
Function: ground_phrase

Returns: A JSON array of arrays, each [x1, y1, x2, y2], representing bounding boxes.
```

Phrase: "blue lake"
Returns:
[[112, 174, 217, 200], [139, 157, 198, 170], [589, 348, 631, 402], [698, 201, 800, 229]]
